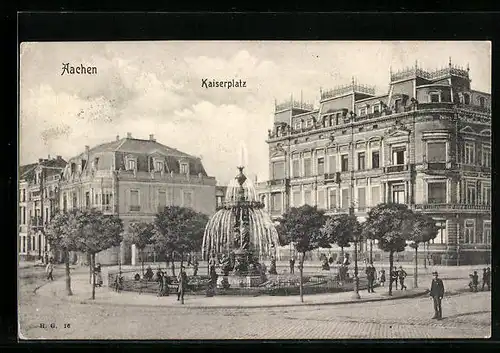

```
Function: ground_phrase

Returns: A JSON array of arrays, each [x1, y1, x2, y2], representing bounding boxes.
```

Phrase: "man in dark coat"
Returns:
[[430, 271, 445, 320], [398, 266, 408, 290], [177, 266, 188, 302], [289, 257, 295, 274], [482, 268, 490, 291], [366, 264, 376, 293], [390, 267, 399, 290]]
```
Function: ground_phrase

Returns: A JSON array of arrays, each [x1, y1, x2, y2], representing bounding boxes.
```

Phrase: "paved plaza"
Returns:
[[18, 262, 491, 340]]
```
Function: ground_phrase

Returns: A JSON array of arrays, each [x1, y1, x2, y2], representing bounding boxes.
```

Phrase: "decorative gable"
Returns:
[[460, 126, 475, 134]]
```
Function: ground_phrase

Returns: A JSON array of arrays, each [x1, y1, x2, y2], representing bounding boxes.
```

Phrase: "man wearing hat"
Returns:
[[430, 271, 445, 320], [177, 266, 188, 303]]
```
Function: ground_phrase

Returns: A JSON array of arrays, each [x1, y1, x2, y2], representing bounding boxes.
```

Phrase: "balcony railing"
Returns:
[[267, 179, 288, 186], [414, 203, 490, 212], [418, 102, 454, 110], [384, 164, 408, 173], [129, 205, 141, 212], [426, 162, 447, 170]]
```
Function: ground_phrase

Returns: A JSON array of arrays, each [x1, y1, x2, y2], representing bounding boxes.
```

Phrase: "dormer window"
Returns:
[[155, 160, 164, 172], [463, 93, 470, 105], [294, 121, 301, 130], [372, 104, 380, 113], [429, 92, 440, 103], [127, 158, 136, 171], [92, 157, 99, 171], [479, 96, 485, 108], [180, 162, 189, 174], [81, 159, 87, 170], [358, 107, 367, 116], [306, 119, 313, 128]]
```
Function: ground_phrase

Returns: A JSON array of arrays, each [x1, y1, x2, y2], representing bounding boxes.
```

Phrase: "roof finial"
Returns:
[[415, 60, 418, 71], [449, 56, 452, 68], [351, 76, 355, 88], [467, 62, 470, 72]]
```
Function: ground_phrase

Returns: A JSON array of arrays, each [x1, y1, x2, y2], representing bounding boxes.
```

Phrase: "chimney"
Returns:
[[149, 134, 156, 142], [127, 132, 132, 138], [38, 158, 43, 163], [56, 155, 62, 160], [116, 135, 120, 141]]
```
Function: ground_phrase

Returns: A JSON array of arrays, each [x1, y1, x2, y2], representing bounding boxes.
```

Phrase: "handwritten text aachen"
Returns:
[[61, 63, 98, 76]]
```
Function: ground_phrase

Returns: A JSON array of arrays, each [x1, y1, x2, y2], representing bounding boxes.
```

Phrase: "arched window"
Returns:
[[463, 93, 470, 105], [479, 96, 485, 108]]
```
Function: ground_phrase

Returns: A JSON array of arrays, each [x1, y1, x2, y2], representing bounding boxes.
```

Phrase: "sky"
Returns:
[[20, 41, 491, 185]]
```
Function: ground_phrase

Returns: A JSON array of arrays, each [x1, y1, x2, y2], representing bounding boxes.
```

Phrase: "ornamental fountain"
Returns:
[[202, 166, 281, 287]]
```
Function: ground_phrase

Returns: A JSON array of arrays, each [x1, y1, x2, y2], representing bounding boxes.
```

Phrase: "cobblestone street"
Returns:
[[18, 264, 491, 340]]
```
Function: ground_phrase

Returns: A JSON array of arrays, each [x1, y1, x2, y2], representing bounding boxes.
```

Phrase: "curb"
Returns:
[[59, 289, 431, 310]]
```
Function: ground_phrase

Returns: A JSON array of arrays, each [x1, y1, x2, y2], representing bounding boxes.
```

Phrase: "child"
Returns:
[[379, 269, 386, 287]]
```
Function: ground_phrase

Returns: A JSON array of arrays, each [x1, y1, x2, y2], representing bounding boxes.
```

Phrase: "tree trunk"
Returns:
[[180, 251, 184, 269], [91, 253, 96, 300], [299, 252, 305, 303], [340, 246, 344, 261], [414, 246, 418, 288], [388, 251, 394, 296], [141, 248, 145, 276], [64, 249, 73, 296], [88, 253, 92, 284], [170, 251, 176, 277], [424, 242, 428, 269]]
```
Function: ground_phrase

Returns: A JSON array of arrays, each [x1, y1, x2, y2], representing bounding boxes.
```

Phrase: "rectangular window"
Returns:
[[317, 190, 325, 209], [271, 193, 282, 212], [358, 187, 366, 210], [341, 154, 349, 172], [430, 93, 440, 103], [482, 184, 491, 205], [130, 190, 140, 211], [464, 219, 475, 244], [22, 207, 26, 225], [294, 121, 301, 130], [464, 142, 475, 164], [183, 191, 193, 208], [482, 145, 491, 167], [341, 189, 349, 209], [155, 161, 163, 172], [371, 186, 380, 206], [85, 192, 90, 207], [430, 220, 447, 244], [373, 105, 380, 113], [292, 159, 300, 178], [466, 182, 476, 204], [272, 161, 285, 180], [304, 158, 312, 177], [292, 191, 301, 207], [304, 190, 312, 205], [180, 163, 189, 174], [483, 221, 491, 245], [72, 192, 77, 209], [427, 142, 446, 162], [371, 151, 380, 169], [358, 152, 366, 170], [392, 184, 405, 204], [329, 189, 337, 209], [358, 107, 367, 116], [317, 157, 325, 175], [392, 147, 406, 165], [328, 155, 336, 173], [158, 190, 166, 211], [306, 119, 313, 128], [63, 194, 67, 212], [22, 189, 26, 202], [127, 159, 136, 170], [394, 99, 402, 111], [428, 182, 447, 204]]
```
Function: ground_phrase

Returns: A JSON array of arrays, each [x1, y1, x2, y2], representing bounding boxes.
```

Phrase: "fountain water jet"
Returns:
[[202, 166, 281, 287]]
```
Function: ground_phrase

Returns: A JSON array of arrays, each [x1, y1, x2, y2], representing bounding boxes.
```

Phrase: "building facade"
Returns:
[[57, 133, 217, 265], [257, 61, 491, 265], [19, 156, 67, 261]]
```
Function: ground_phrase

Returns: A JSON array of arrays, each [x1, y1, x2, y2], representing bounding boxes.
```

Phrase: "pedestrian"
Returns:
[[390, 267, 399, 290], [398, 266, 407, 290], [114, 271, 123, 292], [379, 269, 386, 287], [471, 271, 479, 292], [429, 271, 445, 320], [187, 253, 192, 267], [289, 257, 295, 274], [95, 263, 103, 287], [157, 270, 164, 296], [45, 258, 54, 281], [366, 263, 376, 293], [482, 268, 490, 291], [485, 267, 491, 291], [177, 266, 188, 302], [193, 258, 199, 276]]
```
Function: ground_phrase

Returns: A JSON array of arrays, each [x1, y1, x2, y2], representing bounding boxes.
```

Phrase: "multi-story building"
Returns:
[[19, 156, 67, 261], [258, 60, 491, 265], [58, 133, 217, 265], [215, 186, 228, 209]]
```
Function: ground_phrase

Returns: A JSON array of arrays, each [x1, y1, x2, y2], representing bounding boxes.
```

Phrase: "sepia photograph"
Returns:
[[18, 40, 491, 340]]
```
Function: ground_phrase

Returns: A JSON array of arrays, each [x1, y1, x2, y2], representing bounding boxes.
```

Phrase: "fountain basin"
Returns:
[[217, 275, 265, 288]]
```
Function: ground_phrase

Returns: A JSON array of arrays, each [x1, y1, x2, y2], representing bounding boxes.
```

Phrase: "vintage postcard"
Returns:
[[18, 41, 491, 340]]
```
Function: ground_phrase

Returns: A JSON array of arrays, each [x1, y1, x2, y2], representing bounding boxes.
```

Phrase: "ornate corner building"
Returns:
[[19, 156, 67, 261], [257, 61, 491, 266]]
